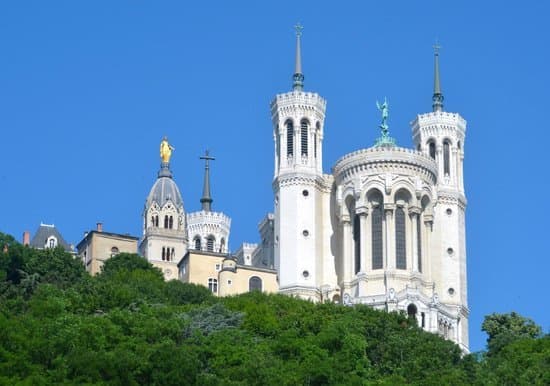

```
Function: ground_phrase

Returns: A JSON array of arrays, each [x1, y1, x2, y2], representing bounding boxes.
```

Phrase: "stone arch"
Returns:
[[390, 184, 415, 205]]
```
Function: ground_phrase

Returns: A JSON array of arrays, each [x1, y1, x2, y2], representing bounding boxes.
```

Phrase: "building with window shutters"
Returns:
[[142, 30, 469, 352]]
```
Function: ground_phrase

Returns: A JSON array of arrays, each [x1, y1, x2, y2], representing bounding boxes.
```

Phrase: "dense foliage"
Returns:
[[0, 232, 548, 385]]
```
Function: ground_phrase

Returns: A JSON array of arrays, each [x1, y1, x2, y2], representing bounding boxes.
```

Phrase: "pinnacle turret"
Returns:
[[199, 150, 215, 212], [292, 23, 304, 91], [432, 43, 444, 112]]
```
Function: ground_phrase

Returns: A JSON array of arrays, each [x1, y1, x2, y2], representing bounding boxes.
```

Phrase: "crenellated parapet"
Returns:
[[187, 210, 231, 254]]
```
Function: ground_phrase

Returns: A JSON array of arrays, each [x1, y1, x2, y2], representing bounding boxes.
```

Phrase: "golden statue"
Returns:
[[160, 137, 175, 163]]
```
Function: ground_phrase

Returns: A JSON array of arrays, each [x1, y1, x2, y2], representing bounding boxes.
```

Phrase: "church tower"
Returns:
[[140, 137, 188, 280], [187, 151, 231, 255], [272, 26, 334, 300], [411, 46, 469, 351]]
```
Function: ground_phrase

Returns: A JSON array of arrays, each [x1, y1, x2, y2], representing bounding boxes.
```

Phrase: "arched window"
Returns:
[[208, 278, 218, 294], [371, 204, 383, 270], [150, 216, 154, 227], [47, 237, 57, 249], [353, 214, 361, 274], [286, 120, 294, 157], [428, 141, 436, 159], [300, 119, 309, 156], [206, 236, 215, 252], [164, 215, 169, 228], [407, 304, 418, 319], [155, 215, 159, 227], [220, 238, 225, 253], [194, 237, 201, 250], [395, 207, 407, 269], [111, 246, 119, 257], [443, 140, 450, 175], [249, 276, 262, 292]]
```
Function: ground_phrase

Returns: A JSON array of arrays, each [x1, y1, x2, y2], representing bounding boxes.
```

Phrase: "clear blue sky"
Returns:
[[1, 1, 548, 352]]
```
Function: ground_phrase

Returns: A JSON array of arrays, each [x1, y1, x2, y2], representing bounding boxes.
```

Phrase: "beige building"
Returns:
[[178, 250, 277, 296], [77, 223, 139, 275]]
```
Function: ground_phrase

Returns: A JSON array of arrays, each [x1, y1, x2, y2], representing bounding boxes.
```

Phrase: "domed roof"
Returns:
[[146, 164, 184, 210]]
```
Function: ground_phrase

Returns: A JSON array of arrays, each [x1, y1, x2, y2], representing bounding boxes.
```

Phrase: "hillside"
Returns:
[[0, 232, 548, 385]]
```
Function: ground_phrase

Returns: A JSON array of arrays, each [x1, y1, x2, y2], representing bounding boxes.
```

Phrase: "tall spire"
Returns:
[[199, 150, 215, 212], [292, 23, 304, 91], [432, 42, 444, 112]]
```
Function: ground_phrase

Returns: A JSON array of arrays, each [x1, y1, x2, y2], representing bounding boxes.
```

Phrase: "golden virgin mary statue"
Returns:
[[160, 137, 175, 163]]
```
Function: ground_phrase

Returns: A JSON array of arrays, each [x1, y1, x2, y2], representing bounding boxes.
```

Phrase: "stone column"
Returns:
[[356, 206, 369, 273], [409, 206, 421, 272], [436, 144, 443, 181], [423, 213, 434, 279], [384, 204, 395, 270], [341, 215, 352, 284], [452, 147, 458, 186]]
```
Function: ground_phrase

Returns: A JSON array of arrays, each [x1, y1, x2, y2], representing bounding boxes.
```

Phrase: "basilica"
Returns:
[[71, 29, 469, 351]]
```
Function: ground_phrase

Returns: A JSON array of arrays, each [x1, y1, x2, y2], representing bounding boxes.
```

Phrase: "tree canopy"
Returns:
[[0, 231, 548, 385]]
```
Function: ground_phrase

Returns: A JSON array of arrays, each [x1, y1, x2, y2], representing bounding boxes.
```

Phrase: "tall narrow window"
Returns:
[[249, 276, 262, 292], [443, 140, 450, 175], [395, 207, 407, 269], [372, 206, 383, 269], [314, 122, 320, 159], [169, 216, 174, 229], [300, 119, 308, 156], [429, 141, 436, 159], [155, 216, 159, 227], [162, 247, 166, 261], [286, 120, 294, 157], [417, 215, 422, 272], [353, 214, 361, 274], [208, 278, 218, 294], [220, 238, 225, 253], [206, 236, 215, 252], [164, 216, 169, 228], [194, 237, 201, 250]]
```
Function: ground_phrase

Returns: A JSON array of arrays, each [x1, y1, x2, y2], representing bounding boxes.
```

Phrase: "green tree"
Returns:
[[482, 312, 543, 356]]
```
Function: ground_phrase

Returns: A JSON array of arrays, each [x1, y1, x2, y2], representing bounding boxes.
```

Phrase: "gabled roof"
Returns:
[[30, 223, 72, 252]]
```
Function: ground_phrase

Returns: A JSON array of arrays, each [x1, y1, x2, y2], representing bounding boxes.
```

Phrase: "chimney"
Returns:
[[96, 222, 103, 232], [23, 231, 30, 246]]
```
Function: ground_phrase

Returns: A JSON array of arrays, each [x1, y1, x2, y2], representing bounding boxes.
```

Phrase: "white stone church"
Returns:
[[138, 30, 469, 352]]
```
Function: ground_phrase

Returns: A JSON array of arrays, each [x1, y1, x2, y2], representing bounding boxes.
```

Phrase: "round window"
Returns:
[[302, 189, 309, 197], [303, 230, 309, 237], [447, 247, 454, 256], [302, 270, 309, 278], [448, 288, 455, 296], [446, 208, 452, 215]]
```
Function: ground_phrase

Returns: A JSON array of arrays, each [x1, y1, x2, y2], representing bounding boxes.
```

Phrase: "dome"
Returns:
[[146, 165, 184, 210]]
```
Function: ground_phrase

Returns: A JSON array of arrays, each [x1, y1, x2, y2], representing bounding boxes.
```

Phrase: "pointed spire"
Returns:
[[292, 23, 304, 91], [432, 42, 444, 112], [199, 150, 215, 212]]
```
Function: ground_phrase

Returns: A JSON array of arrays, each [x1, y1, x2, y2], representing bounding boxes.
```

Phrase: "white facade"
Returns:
[[267, 34, 469, 351]]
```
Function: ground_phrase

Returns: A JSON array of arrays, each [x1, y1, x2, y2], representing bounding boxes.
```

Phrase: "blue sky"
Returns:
[[1, 1, 548, 352]]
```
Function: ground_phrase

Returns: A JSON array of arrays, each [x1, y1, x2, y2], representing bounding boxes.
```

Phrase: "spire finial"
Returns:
[[432, 40, 444, 112], [199, 150, 215, 212], [292, 23, 304, 91]]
